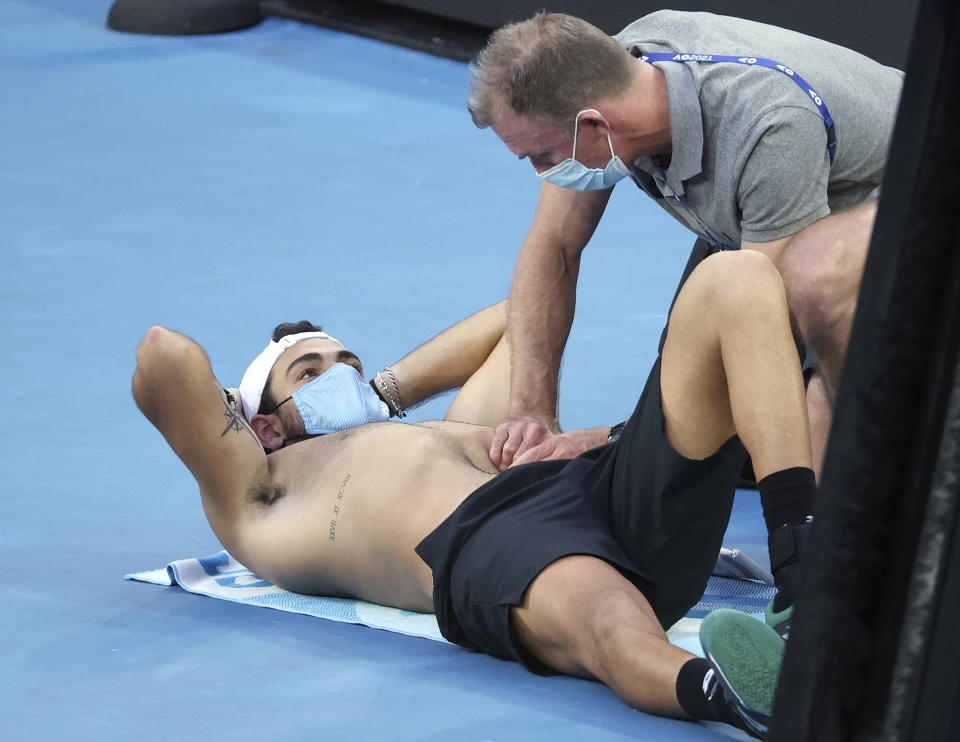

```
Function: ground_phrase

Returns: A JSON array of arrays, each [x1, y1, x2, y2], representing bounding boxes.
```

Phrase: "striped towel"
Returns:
[[125, 547, 775, 653]]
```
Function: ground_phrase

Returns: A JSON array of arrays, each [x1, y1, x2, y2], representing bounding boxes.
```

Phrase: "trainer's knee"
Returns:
[[782, 203, 873, 309], [779, 235, 865, 346], [779, 258, 838, 341]]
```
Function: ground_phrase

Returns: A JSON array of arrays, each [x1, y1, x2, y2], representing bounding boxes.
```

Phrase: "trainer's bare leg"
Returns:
[[743, 201, 875, 476], [660, 250, 812, 480], [511, 555, 692, 716], [776, 200, 876, 394]]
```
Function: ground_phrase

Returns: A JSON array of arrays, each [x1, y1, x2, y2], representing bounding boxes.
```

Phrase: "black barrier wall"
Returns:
[[769, 0, 960, 736], [376, 0, 915, 68]]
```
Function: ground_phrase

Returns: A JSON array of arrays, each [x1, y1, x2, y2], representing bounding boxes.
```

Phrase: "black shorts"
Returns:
[[415, 357, 747, 673]]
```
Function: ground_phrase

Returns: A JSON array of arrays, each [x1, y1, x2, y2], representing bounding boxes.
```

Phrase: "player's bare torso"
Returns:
[[223, 420, 500, 612]]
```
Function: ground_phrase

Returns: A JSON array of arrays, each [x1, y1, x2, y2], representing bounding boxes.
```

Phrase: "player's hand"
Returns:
[[489, 415, 560, 471], [511, 428, 609, 467]]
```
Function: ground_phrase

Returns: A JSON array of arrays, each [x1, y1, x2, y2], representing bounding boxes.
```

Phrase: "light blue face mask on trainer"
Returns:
[[538, 108, 631, 191], [276, 362, 390, 435]]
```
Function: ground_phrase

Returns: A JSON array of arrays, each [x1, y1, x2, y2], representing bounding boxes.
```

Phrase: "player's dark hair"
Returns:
[[271, 320, 324, 342], [259, 321, 325, 414]]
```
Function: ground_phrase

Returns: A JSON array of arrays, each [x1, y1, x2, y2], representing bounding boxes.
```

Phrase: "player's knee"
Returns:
[[724, 249, 781, 291], [690, 250, 784, 318]]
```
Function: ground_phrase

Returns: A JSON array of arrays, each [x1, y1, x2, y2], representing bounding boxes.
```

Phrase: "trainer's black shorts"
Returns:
[[415, 357, 747, 674]]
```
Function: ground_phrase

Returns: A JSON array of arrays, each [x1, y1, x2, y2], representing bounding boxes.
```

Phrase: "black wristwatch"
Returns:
[[607, 421, 627, 444]]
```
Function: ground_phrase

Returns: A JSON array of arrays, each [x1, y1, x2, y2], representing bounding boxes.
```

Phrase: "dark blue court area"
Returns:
[[1, 2, 768, 739]]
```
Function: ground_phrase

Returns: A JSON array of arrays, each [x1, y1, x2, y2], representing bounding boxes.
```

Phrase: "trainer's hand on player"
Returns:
[[489, 415, 559, 471], [511, 428, 611, 467]]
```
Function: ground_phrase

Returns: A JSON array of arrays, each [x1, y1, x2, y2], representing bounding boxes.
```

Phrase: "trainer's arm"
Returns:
[[132, 326, 268, 550], [384, 300, 506, 410], [491, 183, 612, 469]]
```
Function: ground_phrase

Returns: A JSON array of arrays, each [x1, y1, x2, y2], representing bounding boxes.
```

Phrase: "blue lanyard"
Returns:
[[639, 52, 837, 249], [640, 52, 836, 163], [652, 164, 731, 249]]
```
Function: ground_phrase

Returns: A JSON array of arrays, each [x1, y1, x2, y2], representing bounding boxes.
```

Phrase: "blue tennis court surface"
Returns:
[[1, 2, 766, 739]]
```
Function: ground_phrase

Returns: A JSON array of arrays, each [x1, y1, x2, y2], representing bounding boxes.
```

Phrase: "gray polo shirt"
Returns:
[[613, 11, 904, 245]]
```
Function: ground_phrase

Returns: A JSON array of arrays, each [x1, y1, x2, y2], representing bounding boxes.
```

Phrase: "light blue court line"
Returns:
[[1, 2, 754, 741]]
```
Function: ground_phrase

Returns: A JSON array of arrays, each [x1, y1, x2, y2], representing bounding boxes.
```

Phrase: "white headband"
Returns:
[[238, 331, 341, 421]]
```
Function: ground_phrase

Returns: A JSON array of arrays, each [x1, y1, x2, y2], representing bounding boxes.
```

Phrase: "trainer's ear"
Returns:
[[576, 108, 610, 134], [250, 414, 285, 450]]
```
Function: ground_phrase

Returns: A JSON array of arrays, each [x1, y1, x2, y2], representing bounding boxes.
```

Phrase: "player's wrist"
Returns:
[[371, 368, 406, 418]]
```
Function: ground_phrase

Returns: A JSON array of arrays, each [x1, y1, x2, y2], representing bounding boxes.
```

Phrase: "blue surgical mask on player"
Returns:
[[538, 109, 631, 191], [275, 362, 390, 435]]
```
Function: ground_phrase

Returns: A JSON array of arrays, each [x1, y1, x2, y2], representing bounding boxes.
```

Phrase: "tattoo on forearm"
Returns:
[[220, 395, 259, 445], [329, 473, 351, 542]]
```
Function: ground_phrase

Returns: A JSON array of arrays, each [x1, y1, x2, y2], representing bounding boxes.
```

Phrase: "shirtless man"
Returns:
[[133, 250, 812, 738]]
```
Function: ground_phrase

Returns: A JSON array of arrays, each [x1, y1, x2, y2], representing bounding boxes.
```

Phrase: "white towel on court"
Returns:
[[125, 547, 774, 655]]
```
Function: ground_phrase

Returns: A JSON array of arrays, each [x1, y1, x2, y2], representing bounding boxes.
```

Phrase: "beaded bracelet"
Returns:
[[374, 367, 406, 418]]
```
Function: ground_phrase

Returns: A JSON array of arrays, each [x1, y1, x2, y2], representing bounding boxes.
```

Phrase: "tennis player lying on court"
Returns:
[[133, 250, 814, 739]]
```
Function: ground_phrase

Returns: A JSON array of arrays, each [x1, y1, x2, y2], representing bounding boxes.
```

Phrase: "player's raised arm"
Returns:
[[385, 300, 507, 409], [132, 326, 269, 542]]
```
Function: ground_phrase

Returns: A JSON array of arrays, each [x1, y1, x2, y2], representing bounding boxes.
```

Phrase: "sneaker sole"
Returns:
[[700, 609, 785, 737]]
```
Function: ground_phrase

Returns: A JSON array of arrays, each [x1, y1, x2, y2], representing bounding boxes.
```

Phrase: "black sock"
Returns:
[[675, 658, 740, 726], [759, 466, 816, 610], [757, 466, 816, 535]]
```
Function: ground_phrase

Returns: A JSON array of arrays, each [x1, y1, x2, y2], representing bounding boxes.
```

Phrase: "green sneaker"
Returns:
[[764, 598, 793, 639], [700, 609, 785, 739]]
